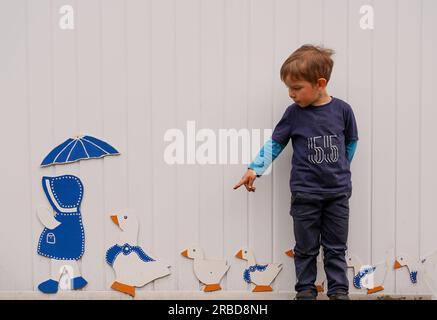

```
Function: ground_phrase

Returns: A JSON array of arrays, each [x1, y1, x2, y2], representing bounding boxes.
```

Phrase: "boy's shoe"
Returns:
[[295, 290, 317, 300], [329, 292, 350, 300]]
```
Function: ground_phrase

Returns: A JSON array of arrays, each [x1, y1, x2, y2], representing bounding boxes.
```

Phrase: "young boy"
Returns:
[[233, 45, 358, 300]]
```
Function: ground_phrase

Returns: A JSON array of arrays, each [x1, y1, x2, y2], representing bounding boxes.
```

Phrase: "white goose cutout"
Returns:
[[236, 248, 282, 292], [106, 211, 171, 297], [394, 254, 420, 285], [346, 252, 387, 294], [181, 246, 230, 292]]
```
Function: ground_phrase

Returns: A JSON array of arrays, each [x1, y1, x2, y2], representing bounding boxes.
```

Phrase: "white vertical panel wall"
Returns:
[[1, 0, 437, 297]]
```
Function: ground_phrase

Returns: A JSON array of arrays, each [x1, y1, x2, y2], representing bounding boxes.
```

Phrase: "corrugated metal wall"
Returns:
[[1, 0, 437, 297]]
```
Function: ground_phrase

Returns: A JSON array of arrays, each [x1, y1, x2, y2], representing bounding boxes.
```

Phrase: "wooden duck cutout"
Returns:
[[236, 248, 282, 292], [394, 254, 420, 284], [181, 246, 230, 292], [106, 211, 171, 297], [346, 253, 386, 294]]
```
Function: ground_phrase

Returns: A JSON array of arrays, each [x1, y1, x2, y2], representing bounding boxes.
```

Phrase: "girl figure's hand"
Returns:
[[233, 169, 257, 192]]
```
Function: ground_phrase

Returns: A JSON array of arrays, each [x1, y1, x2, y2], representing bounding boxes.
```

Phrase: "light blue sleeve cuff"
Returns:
[[346, 140, 358, 162], [248, 138, 285, 177]]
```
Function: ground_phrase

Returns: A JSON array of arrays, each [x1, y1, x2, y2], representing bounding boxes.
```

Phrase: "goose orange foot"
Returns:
[[253, 285, 273, 292], [111, 281, 136, 297], [367, 286, 384, 294], [316, 285, 324, 293], [204, 284, 222, 292]]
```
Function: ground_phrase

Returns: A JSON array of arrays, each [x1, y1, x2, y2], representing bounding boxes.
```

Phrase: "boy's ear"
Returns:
[[317, 78, 327, 88]]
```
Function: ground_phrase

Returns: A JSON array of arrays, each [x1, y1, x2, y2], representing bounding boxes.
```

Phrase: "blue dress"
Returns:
[[37, 175, 85, 260]]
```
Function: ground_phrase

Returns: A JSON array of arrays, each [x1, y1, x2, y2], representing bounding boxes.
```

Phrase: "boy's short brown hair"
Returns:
[[280, 44, 335, 84]]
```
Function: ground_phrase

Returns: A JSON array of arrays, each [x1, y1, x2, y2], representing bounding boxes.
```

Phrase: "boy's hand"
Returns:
[[233, 169, 257, 192]]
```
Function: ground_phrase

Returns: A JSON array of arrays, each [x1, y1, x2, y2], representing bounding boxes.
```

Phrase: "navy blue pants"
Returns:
[[290, 191, 351, 297]]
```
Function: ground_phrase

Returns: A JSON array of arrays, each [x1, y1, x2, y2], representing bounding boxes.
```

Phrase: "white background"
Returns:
[[0, 0, 437, 297]]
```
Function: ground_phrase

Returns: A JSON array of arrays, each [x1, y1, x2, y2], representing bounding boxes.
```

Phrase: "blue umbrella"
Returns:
[[41, 135, 120, 167]]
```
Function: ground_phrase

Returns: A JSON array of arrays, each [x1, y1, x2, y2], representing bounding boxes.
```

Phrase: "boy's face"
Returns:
[[284, 76, 325, 108]]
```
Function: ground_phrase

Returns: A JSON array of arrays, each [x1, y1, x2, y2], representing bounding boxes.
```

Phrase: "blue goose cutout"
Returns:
[[41, 135, 120, 167], [37, 175, 85, 260], [106, 243, 155, 267], [243, 264, 268, 284]]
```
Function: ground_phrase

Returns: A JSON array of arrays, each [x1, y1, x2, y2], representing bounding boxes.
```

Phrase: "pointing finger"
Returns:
[[233, 179, 245, 190]]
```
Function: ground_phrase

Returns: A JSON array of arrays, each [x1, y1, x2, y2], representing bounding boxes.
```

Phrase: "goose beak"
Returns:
[[235, 250, 243, 259], [285, 249, 295, 257], [110, 215, 119, 226], [394, 260, 402, 269], [181, 249, 188, 258]]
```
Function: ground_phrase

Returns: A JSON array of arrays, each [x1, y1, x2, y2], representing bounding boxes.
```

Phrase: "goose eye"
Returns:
[[400, 258, 403, 261], [244, 251, 247, 254], [124, 216, 128, 219], [193, 249, 196, 252]]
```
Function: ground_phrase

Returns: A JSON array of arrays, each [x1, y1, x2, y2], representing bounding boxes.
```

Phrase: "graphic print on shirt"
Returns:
[[307, 135, 339, 164]]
